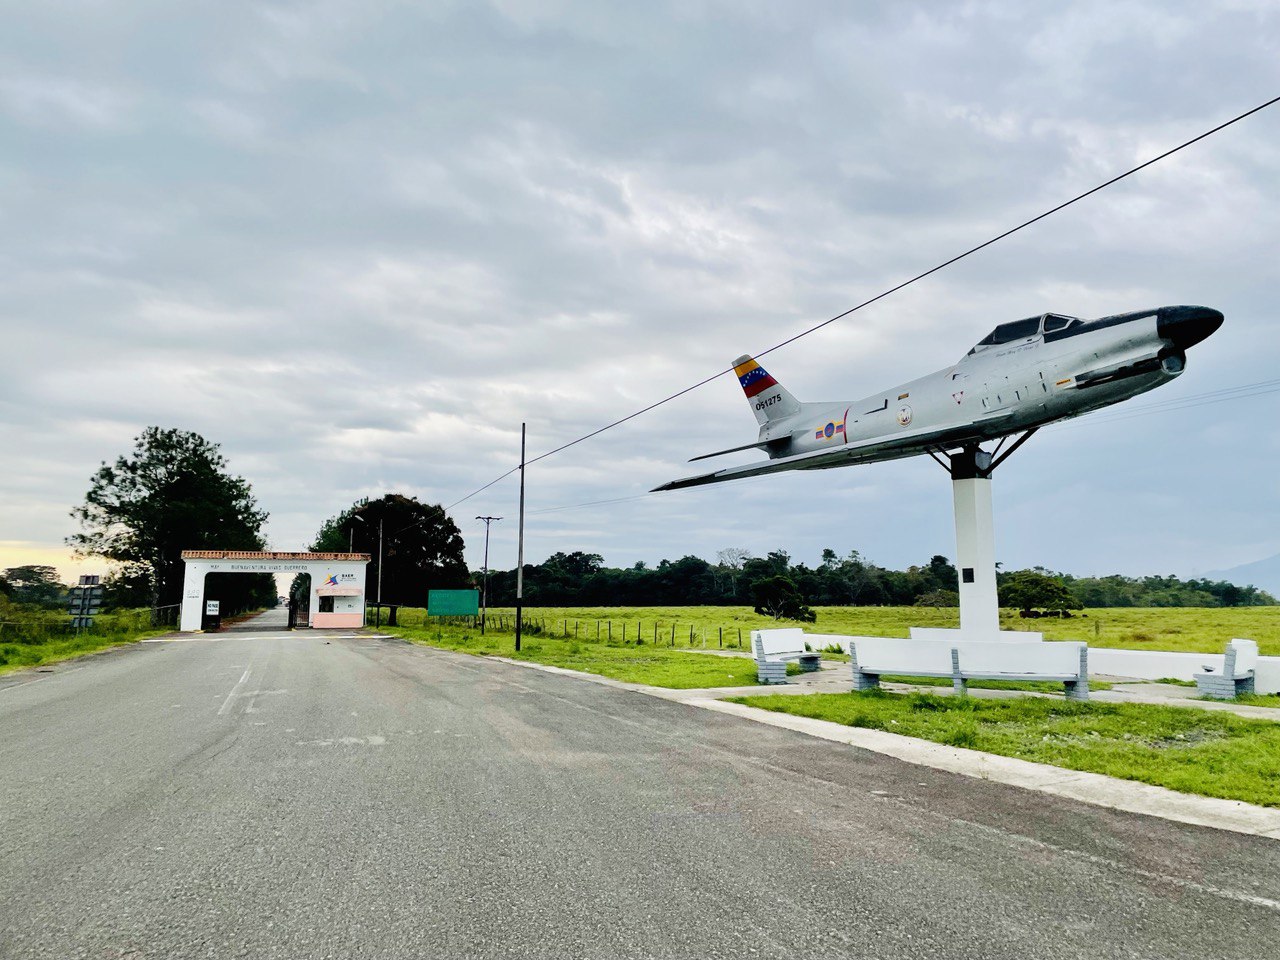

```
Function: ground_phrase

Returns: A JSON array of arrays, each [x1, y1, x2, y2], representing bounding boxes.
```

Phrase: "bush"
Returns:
[[750, 576, 817, 622]]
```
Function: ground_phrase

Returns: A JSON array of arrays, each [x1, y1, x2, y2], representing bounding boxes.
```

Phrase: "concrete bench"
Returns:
[[751, 629, 824, 684], [847, 638, 959, 693], [850, 637, 1089, 701], [1194, 639, 1257, 699]]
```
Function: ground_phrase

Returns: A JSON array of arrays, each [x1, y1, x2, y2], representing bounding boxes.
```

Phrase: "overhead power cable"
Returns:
[[445, 93, 1280, 513], [1051, 375, 1280, 430], [519, 375, 1280, 517]]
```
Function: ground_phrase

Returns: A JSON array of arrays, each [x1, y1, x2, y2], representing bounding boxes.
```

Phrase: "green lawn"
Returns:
[[389, 621, 1119, 694], [387, 623, 770, 688], [1221, 692, 1280, 709], [728, 689, 1280, 807], [394, 605, 1280, 656]]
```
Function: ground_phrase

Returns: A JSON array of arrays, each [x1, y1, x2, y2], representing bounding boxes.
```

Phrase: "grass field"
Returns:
[[728, 689, 1280, 807], [0, 611, 170, 675], [389, 620, 1117, 692], [394, 605, 1280, 656]]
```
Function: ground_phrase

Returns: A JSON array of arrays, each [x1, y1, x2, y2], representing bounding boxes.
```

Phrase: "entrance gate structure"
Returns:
[[179, 551, 371, 632]]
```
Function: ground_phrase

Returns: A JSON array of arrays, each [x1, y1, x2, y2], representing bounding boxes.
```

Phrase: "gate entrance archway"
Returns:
[[180, 551, 370, 632]]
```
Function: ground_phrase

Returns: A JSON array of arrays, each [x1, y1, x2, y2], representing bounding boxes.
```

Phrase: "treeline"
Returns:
[[476, 550, 1276, 609], [1056, 571, 1275, 608], [480, 549, 961, 608]]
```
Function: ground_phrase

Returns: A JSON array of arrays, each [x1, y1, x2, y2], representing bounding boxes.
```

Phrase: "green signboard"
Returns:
[[428, 589, 480, 616]]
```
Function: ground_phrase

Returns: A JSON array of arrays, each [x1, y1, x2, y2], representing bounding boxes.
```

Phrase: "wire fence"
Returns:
[[389, 607, 751, 649], [0, 604, 183, 644]]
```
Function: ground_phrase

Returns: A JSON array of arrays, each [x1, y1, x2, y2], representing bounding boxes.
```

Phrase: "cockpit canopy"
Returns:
[[967, 313, 1079, 355]]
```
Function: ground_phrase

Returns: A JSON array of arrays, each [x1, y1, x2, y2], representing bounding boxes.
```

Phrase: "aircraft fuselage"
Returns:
[[656, 305, 1223, 491]]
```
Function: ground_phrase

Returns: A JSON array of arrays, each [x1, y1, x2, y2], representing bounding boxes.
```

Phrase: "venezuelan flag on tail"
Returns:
[[732, 354, 802, 427], [735, 357, 778, 398]]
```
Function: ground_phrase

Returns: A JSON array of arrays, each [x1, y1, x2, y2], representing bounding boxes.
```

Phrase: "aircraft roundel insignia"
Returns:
[[897, 405, 913, 426], [824, 422, 835, 438]]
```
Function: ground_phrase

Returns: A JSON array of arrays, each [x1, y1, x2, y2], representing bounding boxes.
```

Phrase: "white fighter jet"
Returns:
[[654, 305, 1223, 490]]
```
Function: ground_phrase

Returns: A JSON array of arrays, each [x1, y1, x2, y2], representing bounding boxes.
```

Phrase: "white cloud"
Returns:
[[0, 73, 133, 129], [2, 0, 1277, 585]]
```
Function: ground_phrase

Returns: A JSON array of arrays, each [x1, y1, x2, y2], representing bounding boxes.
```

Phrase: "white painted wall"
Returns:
[[1090, 647, 1280, 694], [791, 629, 1279, 694]]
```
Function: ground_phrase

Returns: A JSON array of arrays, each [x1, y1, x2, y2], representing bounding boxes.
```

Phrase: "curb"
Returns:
[[484, 654, 1280, 841]]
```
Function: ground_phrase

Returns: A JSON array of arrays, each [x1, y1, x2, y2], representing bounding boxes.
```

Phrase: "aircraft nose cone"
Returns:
[[1156, 305, 1223, 349]]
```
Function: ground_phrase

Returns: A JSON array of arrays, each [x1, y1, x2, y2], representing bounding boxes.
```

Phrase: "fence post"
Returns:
[[738, 627, 742, 648], [689, 624, 694, 645], [608, 621, 612, 641], [719, 626, 723, 648], [670, 623, 675, 646], [622, 623, 626, 643]]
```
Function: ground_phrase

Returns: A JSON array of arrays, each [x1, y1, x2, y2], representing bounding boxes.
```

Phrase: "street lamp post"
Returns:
[[475, 516, 502, 634]]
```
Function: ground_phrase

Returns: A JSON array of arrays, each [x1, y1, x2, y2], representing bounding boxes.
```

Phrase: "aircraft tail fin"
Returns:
[[733, 355, 802, 427]]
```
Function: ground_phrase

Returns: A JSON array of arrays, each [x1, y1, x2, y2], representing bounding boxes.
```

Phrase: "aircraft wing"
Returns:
[[652, 413, 1016, 492]]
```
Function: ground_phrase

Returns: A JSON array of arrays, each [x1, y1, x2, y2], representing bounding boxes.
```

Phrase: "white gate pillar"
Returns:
[[179, 562, 207, 632], [308, 572, 323, 629]]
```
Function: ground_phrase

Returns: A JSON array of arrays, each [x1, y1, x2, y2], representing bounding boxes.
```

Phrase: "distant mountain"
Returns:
[[1205, 553, 1280, 597]]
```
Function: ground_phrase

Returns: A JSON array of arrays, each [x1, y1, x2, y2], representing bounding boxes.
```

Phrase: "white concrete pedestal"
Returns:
[[952, 474, 1000, 635]]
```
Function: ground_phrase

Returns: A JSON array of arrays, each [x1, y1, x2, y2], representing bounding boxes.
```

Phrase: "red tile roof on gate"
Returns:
[[180, 550, 371, 561]]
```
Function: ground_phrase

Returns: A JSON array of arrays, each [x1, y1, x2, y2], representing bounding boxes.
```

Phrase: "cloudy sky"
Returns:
[[2, 0, 1278, 587]]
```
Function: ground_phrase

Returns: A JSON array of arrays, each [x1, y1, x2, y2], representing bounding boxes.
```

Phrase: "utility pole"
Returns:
[[350, 512, 367, 624], [515, 423, 526, 653], [475, 515, 502, 635], [378, 515, 426, 628]]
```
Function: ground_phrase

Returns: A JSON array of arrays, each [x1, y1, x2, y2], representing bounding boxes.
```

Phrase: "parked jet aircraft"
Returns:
[[654, 305, 1223, 490]]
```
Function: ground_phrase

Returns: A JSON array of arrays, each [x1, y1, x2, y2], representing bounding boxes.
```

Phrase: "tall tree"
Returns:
[[1, 565, 65, 608], [998, 571, 1082, 615], [68, 427, 272, 608], [313, 494, 469, 607], [750, 575, 816, 622]]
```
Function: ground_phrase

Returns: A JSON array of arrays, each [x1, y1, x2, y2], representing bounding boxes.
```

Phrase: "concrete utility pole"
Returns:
[[515, 423, 526, 653], [475, 515, 502, 635]]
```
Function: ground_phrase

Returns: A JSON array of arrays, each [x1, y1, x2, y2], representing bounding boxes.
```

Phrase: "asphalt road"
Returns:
[[1, 629, 1277, 959]]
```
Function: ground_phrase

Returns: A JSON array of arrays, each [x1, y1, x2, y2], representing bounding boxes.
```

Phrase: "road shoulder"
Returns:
[[482, 653, 1280, 841]]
